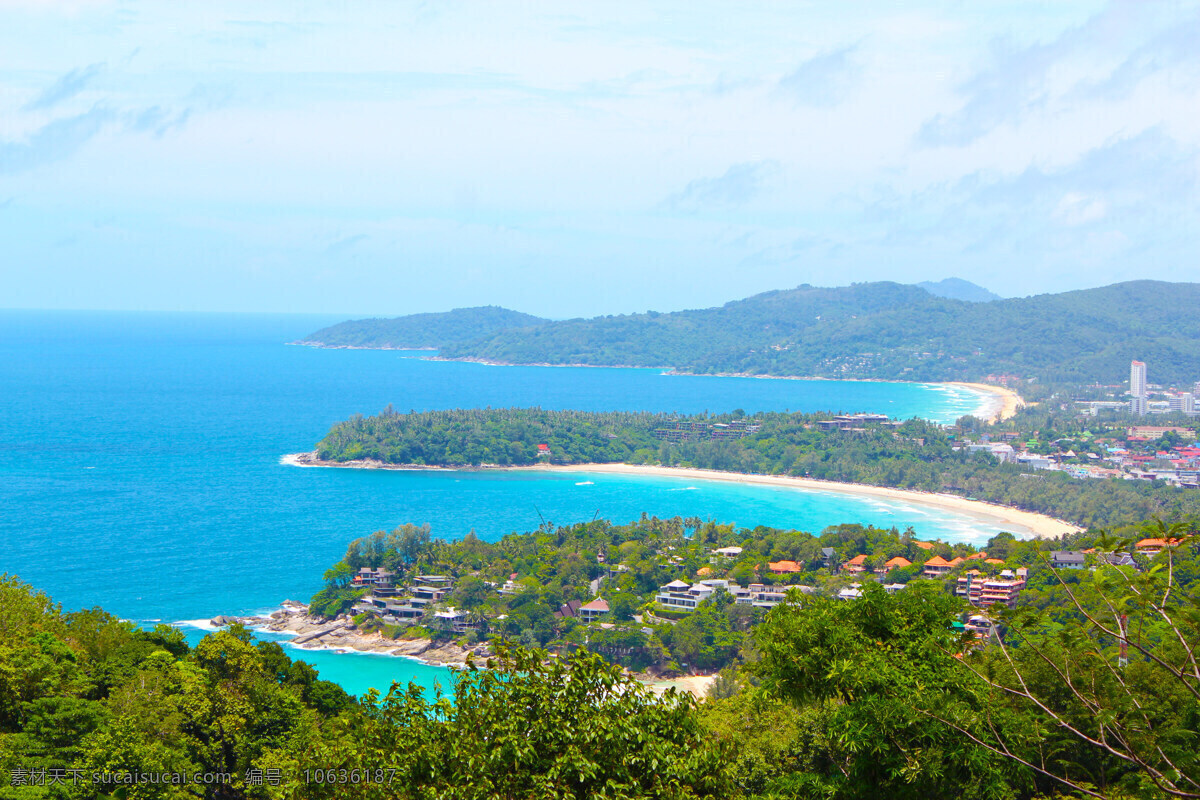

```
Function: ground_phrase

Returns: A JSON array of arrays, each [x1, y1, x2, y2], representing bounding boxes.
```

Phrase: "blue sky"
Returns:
[[1, 1, 1197, 317]]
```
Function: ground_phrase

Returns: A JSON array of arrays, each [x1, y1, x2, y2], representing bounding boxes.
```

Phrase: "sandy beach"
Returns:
[[284, 453, 1081, 538], [948, 381, 1024, 422], [522, 463, 1080, 539]]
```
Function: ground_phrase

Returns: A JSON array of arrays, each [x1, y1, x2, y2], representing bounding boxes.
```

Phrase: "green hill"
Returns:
[[295, 305, 548, 349], [439, 280, 1200, 384]]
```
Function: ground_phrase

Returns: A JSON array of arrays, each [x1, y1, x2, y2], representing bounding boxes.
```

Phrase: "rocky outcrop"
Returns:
[[211, 600, 489, 667]]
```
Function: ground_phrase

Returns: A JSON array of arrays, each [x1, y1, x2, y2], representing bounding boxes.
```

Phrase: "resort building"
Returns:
[[768, 560, 803, 574], [884, 556, 912, 570], [978, 569, 1028, 609], [655, 578, 797, 614], [922, 555, 953, 578], [955, 570, 985, 605]]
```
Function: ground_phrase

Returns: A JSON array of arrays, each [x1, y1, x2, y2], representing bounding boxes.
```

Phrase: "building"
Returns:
[[1168, 393, 1196, 414], [978, 569, 1028, 609], [655, 578, 795, 613], [955, 570, 985, 605], [1128, 426, 1196, 440], [578, 598, 610, 622], [837, 584, 863, 600], [1135, 538, 1178, 556], [922, 555, 953, 578], [768, 560, 803, 574], [843, 554, 868, 574], [884, 556, 912, 570], [1050, 551, 1087, 570], [1131, 360, 1147, 400], [711, 546, 743, 559]]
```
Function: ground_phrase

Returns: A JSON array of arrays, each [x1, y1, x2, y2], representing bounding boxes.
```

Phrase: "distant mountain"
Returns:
[[916, 278, 1002, 303], [435, 281, 1200, 385], [295, 306, 549, 349]]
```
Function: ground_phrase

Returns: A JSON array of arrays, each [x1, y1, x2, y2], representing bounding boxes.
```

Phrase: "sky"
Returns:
[[1, 1, 1198, 318]]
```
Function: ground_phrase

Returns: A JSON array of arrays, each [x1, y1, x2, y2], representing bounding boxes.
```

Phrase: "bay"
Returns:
[[1, 310, 992, 695]]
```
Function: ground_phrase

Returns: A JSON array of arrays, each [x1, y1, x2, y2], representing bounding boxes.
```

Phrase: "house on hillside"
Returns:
[[1050, 551, 1087, 570], [578, 598, 610, 623], [884, 556, 912, 570]]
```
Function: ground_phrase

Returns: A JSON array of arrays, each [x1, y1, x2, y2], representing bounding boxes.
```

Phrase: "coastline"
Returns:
[[946, 381, 1023, 422], [212, 604, 714, 699], [523, 463, 1079, 539], [282, 453, 1081, 538]]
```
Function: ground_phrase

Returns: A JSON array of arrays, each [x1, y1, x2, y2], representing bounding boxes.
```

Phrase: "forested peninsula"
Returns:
[[300, 406, 1200, 529], [292, 305, 547, 350], [298, 280, 1200, 384]]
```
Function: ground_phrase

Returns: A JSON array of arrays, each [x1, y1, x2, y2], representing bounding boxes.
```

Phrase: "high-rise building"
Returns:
[[1130, 360, 1148, 415], [1130, 360, 1147, 398]]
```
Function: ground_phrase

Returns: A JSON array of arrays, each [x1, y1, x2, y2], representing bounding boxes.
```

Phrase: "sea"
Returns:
[[1, 310, 996, 695]]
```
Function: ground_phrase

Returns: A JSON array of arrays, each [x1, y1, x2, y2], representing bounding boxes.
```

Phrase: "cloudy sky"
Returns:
[[2, 1, 1197, 317]]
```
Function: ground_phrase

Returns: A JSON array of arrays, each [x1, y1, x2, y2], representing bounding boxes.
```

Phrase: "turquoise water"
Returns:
[[0, 311, 992, 695]]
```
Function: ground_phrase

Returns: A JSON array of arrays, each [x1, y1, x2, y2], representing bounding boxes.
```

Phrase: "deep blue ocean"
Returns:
[[1, 311, 995, 694]]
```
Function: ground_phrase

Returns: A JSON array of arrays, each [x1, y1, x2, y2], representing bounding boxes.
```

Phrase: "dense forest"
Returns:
[[294, 306, 547, 349], [4, 513, 1197, 798], [423, 280, 1200, 384], [313, 407, 1200, 529]]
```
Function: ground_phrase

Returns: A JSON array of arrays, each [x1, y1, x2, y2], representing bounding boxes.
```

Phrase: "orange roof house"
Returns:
[[923, 555, 953, 578], [1135, 538, 1181, 554], [843, 554, 868, 574], [948, 557, 965, 567], [884, 556, 912, 569], [965, 552, 988, 560], [768, 560, 803, 573], [912, 541, 935, 551], [984, 558, 1005, 565]]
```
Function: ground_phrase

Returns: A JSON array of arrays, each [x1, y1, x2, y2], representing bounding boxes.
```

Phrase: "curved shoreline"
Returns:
[[281, 453, 1080, 539]]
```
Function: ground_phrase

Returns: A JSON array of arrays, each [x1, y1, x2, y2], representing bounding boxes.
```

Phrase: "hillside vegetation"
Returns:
[[295, 305, 547, 349], [437, 280, 1200, 384]]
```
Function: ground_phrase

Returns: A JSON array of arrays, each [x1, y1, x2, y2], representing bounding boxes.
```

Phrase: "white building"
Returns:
[[1131, 360, 1147, 400]]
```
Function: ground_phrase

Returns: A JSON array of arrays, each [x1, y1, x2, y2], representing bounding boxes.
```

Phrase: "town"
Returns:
[[955, 359, 1200, 489]]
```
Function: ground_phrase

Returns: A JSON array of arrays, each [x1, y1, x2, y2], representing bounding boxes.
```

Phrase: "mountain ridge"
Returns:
[[300, 281, 1200, 385]]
